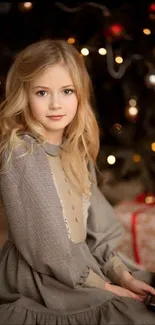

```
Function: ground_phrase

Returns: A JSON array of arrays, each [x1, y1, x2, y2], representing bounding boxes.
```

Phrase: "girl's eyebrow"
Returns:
[[61, 85, 75, 89], [32, 84, 75, 90], [32, 86, 50, 90]]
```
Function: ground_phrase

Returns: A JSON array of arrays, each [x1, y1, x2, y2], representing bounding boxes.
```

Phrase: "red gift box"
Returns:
[[114, 193, 155, 272]]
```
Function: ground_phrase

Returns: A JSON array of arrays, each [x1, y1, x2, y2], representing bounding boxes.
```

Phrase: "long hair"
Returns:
[[0, 39, 100, 194]]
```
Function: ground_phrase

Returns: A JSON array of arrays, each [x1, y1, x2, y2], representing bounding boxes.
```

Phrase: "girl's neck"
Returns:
[[47, 140, 62, 145], [44, 132, 63, 145]]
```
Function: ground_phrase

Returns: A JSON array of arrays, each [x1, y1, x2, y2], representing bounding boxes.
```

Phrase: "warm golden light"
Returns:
[[145, 196, 155, 204], [148, 74, 155, 85], [67, 37, 75, 44], [98, 48, 107, 55], [107, 155, 116, 165], [132, 154, 141, 163], [23, 2, 32, 9], [125, 102, 139, 121], [81, 48, 89, 56], [18, 2, 33, 11], [115, 56, 123, 64], [143, 28, 151, 35], [128, 106, 138, 116], [151, 142, 155, 151]]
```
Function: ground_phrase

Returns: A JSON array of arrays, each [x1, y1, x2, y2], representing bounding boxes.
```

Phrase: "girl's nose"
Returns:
[[49, 94, 61, 110]]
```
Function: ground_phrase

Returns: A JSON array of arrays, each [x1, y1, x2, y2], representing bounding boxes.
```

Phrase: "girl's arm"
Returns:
[[0, 143, 91, 289], [86, 163, 130, 285]]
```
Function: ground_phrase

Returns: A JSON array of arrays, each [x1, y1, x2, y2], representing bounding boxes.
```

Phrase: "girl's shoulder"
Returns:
[[3, 134, 38, 163], [20, 133, 38, 147], [1, 134, 43, 175], [16, 133, 38, 153]]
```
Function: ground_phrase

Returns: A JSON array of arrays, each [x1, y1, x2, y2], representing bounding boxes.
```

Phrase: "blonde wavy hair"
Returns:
[[0, 39, 100, 194]]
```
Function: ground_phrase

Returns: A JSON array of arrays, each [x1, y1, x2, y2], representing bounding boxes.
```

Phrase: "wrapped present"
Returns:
[[114, 193, 155, 272]]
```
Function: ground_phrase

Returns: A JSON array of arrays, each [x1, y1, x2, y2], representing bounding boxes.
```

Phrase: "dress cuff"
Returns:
[[102, 255, 129, 285], [76, 266, 90, 287], [84, 268, 106, 289]]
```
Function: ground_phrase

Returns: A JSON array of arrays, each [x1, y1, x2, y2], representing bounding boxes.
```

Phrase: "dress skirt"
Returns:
[[0, 294, 155, 325]]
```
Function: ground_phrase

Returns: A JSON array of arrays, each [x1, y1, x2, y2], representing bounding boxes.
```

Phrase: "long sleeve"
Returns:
[[84, 269, 106, 289], [0, 142, 91, 289], [86, 163, 129, 285]]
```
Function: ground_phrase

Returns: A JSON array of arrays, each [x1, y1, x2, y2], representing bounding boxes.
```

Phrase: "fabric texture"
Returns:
[[47, 154, 88, 243], [47, 154, 110, 289], [0, 134, 155, 324]]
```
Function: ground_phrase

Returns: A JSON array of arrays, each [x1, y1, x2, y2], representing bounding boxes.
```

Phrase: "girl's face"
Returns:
[[28, 63, 78, 144]]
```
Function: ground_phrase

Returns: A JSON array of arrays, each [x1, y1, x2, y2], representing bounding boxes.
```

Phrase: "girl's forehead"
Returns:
[[30, 64, 74, 87]]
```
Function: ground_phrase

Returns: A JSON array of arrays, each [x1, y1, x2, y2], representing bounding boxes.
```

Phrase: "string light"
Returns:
[[81, 48, 89, 56], [151, 142, 155, 151], [18, 2, 33, 11], [115, 56, 123, 64], [149, 3, 155, 12], [23, 2, 32, 9], [128, 106, 138, 116], [106, 42, 132, 79], [67, 37, 75, 44], [145, 72, 155, 88], [106, 23, 124, 38], [98, 48, 107, 55], [145, 196, 155, 204], [125, 94, 139, 121], [143, 28, 151, 35], [132, 154, 141, 163], [125, 104, 139, 122], [148, 74, 155, 84], [107, 155, 116, 165], [129, 98, 137, 106]]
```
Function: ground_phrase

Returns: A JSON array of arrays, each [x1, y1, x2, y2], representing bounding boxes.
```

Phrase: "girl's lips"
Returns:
[[47, 115, 65, 120]]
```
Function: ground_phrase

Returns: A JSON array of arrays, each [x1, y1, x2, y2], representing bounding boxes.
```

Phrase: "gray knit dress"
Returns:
[[0, 134, 155, 324]]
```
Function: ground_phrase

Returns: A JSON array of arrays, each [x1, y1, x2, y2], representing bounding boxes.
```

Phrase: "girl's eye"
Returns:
[[63, 89, 74, 95], [36, 90, 48, 97]]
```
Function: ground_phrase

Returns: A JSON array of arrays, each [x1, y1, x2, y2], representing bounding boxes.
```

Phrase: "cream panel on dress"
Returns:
[[47, 155, 90, 243]]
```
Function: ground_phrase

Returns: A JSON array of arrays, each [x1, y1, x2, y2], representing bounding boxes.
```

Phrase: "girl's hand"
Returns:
[[104, 282, 143, 301], [120, 271, 155, 301]]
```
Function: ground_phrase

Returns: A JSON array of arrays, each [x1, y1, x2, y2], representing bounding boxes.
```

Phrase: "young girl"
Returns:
[[0, 39, 155, 325]]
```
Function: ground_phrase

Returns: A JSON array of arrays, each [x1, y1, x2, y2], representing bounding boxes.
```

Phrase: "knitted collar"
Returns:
[[41, 142, 62, 156], [23, 133, 64, 157]]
